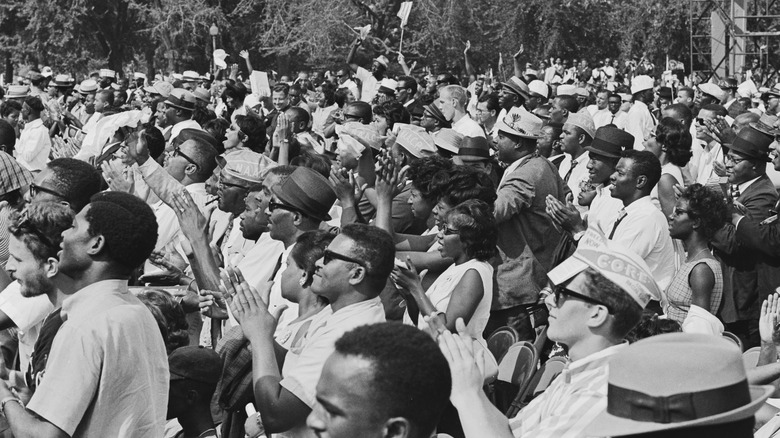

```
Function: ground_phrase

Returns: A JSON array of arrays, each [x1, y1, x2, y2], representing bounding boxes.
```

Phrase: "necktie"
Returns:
[[610, 114, 616, 125], [731, 185, 741, 199], [608, 209, 628, 239], [564, 159, 578, 184]]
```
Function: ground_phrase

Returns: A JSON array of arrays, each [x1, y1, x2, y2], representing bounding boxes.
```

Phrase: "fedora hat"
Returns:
[[270, 166, 336, 222], [586, 126, 634, 159], [729, 126, 773, 162], [5, 85, 29, 99], [182, 70, 200, 82], [454, 136, 492, 164], [495, 111, 543, 139], [501, 76, 531, 100], [657, 86, 672, 100], [423, 105, 451, 128], [698, 82, 727, 102], [144, 81, 174, 98], [52, 74, 75, 88], [749, 113, 780, 137], [78, 79, 98, 94], [192, 87, 211, 104], [585, 333, 773, 437], [433, 128, 464, 153], [164, 88, 197, 111], [378, 78, 398, 95]]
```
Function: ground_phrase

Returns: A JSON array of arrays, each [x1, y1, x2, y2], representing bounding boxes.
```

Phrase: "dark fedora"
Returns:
[[501, 76, 531, 100], [270, 166, 336, 222], [729, 126, 773, 162], [586, 126, 635, 159], [164, 88, 196, 111], [423, 105, 451, 128], [455, 136, 491, 163], [657, 86, 672, 100]]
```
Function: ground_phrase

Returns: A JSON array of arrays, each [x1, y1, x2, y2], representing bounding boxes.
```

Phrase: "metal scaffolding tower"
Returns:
[[690, 0, 780, 81]]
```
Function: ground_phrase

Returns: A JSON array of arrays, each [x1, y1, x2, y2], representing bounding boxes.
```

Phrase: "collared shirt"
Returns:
[[312, 103, 338, 137], [15, 119, 51, 172], [558, 151, 590, 213], [452, 114, 486, 138], [695, 141, 724, 187], [607, 196, 676, 291], [0, 281, 53, 371], [626, 100, 656, 151], [267, 242, 299, 331], [509, 343, 626, 438], [737, 175, 762, 195], [355, 67, 380, 104], [28, 280, 168, 437], [280, 298, 385, 437], [169, 119, 202, 146], [587, 184, 623, 234], [593, 109, 628, 130]]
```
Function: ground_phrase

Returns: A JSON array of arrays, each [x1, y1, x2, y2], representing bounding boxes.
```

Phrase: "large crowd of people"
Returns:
[[1, 37, 780, 437]]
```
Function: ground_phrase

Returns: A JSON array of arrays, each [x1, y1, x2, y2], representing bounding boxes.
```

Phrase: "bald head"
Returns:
[[285, 106, 310, 133], [734, 112, 759, 134], [661, 103, 693, 129]]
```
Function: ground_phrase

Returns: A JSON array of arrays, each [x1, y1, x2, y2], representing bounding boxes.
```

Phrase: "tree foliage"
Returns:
[[1, 0, 693, 79]]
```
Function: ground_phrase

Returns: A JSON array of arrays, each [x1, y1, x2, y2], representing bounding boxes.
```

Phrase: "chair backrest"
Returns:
[[496, 341, 538, 387], [506, 356, 568, 417], [722, 331, 743, 352], [487, 326, 520, 363], [743, 346, 761, 369]]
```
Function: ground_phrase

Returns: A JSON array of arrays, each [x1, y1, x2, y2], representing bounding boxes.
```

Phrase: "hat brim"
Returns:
[[269, 185, 332, 222], [585, 384, 773, 437], [164, 100, 195, 111], [729, 143, 772, 162], [749, 121, 779, 137], [585, 145, 621, 159], [495, 119, 540, 139], [501, 83, 531, 100]]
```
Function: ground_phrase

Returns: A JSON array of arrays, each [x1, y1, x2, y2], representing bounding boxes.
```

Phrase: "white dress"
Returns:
[[404, 259, 493, 343]]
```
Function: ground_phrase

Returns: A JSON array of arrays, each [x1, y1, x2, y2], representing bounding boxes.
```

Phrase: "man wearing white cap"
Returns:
[[626, 75, 657, 151], [526, 80, 549, 113], [558, 112, 595, 213], [346, 37, 388, 104], [438, 85, 485, 139], [488, 111, 566, 340], [438, 227, 655, 438]]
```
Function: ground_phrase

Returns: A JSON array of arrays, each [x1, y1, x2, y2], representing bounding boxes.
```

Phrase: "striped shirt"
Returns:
[[509, 343, 626, 438]]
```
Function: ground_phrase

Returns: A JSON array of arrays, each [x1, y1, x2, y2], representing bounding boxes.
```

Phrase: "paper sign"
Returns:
[[250, 71, 271, 97]]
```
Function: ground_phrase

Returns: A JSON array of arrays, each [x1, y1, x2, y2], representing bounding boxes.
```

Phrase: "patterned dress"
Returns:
[[665, 258, 723, 325]]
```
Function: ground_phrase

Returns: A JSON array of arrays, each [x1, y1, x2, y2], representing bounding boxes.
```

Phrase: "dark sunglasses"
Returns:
[[217, 174, 250, 191], [29, 184, 68, 200], [172, 146, 199, 169], [553, 286, 613, 313], [323, 249, 367, 268]]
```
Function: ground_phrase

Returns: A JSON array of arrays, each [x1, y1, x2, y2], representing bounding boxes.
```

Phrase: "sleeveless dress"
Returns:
[[664, 258, 723, 325], [403, 259, 493, 344]]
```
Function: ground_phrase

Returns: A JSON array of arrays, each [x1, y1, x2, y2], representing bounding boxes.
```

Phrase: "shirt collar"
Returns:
[[61, 279, 129, 322], [738, 175, 762, 194], [624, 195, 653, 213], [25, 119, 44, 128], [563, 342, 627, 383]]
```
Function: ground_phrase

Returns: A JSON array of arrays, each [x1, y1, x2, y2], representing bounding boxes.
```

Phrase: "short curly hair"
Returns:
[[656, 117, 693, 167], [334, 322, 451, 437], [679, 183, 729, 239], [406, 155, 454, 202], [234, 115, 268, 153], [8, 201, 74, 262], [136, 288, 189, 354], [446, 199, 497, 261], [372, 101, 410, 130], [47, 158, 103, 212], [435, 166, 497, 208], [85, 191, 158, 272]]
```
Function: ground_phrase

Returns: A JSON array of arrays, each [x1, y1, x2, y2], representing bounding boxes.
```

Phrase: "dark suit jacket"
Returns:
[[494, 155, 566, 309], [735, 199, 780, 257], [712, 174, 780, 322]]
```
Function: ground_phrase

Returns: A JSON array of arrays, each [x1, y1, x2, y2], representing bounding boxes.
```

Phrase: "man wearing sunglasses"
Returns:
[[231, 223, 391, 436], [441, 228, 656, 438]]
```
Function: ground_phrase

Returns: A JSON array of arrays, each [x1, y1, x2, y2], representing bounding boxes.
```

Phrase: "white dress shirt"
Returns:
[[587, 184, 624, 234], [606, 196, 676, 291], [593, 109, 628, 130], [15, 119, 51, 172], [695, 141, 724, 187], [558, 151, 590, 212], [355, 67, 380, 104], [453, 114, 486, 138], [626, 100, 656, 151]]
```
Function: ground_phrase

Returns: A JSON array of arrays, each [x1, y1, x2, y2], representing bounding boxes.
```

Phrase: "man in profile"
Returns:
[[307, 322, 451, 438]]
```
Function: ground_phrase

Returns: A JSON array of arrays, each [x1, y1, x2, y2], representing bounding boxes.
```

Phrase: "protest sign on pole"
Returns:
[[397, 1, 412, 53]]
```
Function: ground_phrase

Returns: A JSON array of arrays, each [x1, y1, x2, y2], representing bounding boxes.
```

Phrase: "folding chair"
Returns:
[[486, 326, 519, 363], [490, 341, 538, 413], [506, 356, 567, 417]]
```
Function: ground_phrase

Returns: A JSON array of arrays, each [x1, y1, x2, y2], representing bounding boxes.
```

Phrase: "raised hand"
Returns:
[[464, 40, 471, 53], [222, 267, 279, 342], [514, 44, 524, 59], [759, 293, 780, 345], [101, 159, 133, 193], [239, 50, 249, 60], [171, 188, 208, 236], [437, 318, 487, 407]]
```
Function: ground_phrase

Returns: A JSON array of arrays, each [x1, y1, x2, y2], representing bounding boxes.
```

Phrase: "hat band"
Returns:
[[458, 147, 490, 158], [276, 181, 332, 221], [606, 379, 751, 424]]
